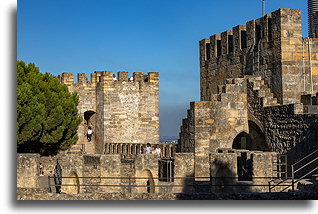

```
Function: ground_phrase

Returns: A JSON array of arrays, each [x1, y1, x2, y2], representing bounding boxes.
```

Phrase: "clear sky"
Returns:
[[17, 0, 308, 137]]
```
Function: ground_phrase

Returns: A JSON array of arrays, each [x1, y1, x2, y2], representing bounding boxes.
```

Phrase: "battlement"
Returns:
[[200, 8, 317, 105], [200, 8, 301, 63], [58, 71, 159, 87]]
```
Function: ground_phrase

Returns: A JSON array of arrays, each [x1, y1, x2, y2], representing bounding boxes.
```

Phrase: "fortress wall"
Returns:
[[177, 109, 195, 153], [17, 153, 40, 188], [96, 71, 159, 154], [134, 154, 159, 193], [58, 71, 159, 154], [247, 81, 317, 169], [172, 153, 195, 193], [251, 152, 276, 191], [200, 8, 318, 105], [179, 78, 249, 179], [100, 154, 122, 193], [210, 152, 238, 193]]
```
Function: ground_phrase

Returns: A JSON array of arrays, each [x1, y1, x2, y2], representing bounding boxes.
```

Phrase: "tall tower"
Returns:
[[308, 0, 318, 38]]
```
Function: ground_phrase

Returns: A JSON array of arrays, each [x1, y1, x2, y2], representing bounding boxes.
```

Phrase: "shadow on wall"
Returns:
[[176, 159, 253, 199], [285, 120, 318, 178], [211, 159, 252, 194]]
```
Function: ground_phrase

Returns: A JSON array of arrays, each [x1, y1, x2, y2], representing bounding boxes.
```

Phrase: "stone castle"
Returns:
[[57, 71, 160, 155], [17, 8, 317, 199]]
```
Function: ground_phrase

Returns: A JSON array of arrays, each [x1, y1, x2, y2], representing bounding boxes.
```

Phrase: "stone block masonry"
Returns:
[[200, 8, 318, 105], [57, 71, 159, 154]]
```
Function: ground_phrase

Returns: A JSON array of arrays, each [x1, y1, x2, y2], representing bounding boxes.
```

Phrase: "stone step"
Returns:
[[296, 179, 316, 192], [38, 175, 48, 188], [263, 97, 278, 107], [69, 140, 96, 154]]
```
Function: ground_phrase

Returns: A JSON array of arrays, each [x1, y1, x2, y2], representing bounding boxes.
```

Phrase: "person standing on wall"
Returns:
[[144, 143, 151, 154], [87, 126, 93, 142], [39, 163, 44, 176], [155, 145, 162, 160]]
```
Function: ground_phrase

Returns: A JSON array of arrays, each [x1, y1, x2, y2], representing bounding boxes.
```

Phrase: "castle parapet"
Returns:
[[148, 72, 159, 83], [221, 30, 233, 55], [58, 72, 74, 86], [58, 70, 159, 87], [199, 8, 302, 65], [210, 34, 221, 58], [78, 73, 88, 84], [233, 25, 247, 55], [118, 71, 129, 82]]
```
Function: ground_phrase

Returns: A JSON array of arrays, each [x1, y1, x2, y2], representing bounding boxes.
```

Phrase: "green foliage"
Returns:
[[17, 61, 82, 155]]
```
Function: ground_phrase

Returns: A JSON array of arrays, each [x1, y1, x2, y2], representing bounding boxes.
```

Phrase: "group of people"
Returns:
[[144, 143, 162, 160]]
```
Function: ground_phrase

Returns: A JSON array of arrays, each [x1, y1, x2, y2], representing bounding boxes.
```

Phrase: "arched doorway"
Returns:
[[232, 121, 269, 151], [248, 120, 269, 151], [84, 110, 96, 127], [138, 169, 155, 193], [63, 171, 80, 195], [83, 110, 96, 140]]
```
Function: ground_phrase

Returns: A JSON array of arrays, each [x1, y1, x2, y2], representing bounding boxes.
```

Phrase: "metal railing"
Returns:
[[47, 176, 291, 194], [268, 177, 291, 193], [268, 150, 318, 192], [268, 154, 288, 192], [291, 149, 318, 191]]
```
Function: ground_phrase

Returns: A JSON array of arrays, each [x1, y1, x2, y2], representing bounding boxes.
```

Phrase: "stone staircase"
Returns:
[[68, 137, 96, 154], [211, 76, 278, 108], [246, 76, 279, 107]]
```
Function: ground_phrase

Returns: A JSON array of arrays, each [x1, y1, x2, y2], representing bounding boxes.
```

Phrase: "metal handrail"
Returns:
[[48, 176, 277, 180], [292, 149, 318, 167], [294, 157, 318, 174], [291, 150, 318, 191], [294, 167, 318, 184], [268, 177, 290, 193]]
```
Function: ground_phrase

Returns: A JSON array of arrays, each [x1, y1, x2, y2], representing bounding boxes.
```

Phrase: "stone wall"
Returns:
[[134, 154, 159, 193], [178, 77, 249, 179], [58, 71, 159, 154], [17, 153, 39, 188], [247, 78, 317, 168], [210, 150, 277, 193], [178, 74, 317, 183], [100, 154, 122, 193], [17, 187, 317, 200], [200, 8, 318, 105], [177, 109, 195, 153], [210, 152, 238, 193], [172, 153, 195, 193]]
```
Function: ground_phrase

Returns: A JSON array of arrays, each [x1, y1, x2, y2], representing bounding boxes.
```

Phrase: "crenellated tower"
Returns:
[[58, 71, 159, 154], [200, 8, 318, 105]]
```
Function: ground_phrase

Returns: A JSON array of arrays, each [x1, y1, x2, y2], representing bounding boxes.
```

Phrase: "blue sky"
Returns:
[[17, 0, 308, 137]]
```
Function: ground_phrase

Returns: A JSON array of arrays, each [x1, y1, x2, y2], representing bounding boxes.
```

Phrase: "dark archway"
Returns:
[[84, 110, 96, 126], [232, 121, 269, 152], [232, 132, 252, 150], [248, 120, 269, 151]]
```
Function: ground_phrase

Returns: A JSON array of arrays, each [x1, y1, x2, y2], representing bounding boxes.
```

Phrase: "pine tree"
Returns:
[[17, 61, 82, 155]]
